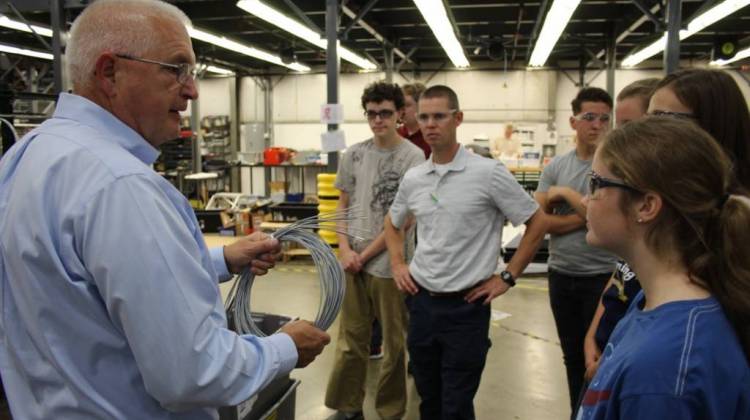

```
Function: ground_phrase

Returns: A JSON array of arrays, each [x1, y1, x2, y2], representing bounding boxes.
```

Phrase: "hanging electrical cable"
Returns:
[[225, 208, 366, 337]]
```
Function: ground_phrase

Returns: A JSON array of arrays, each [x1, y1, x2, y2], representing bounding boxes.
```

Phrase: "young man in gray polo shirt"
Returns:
[[384, 85, 547, 420], [534, 87, 618, 416], [325, 81, 424, 420]]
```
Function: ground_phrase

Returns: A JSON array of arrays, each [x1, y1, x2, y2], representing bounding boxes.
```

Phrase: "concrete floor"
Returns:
[[207, 235, 570, 420]]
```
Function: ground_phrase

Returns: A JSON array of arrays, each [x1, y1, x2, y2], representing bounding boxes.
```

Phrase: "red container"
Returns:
[[264, 147, 288, 165]]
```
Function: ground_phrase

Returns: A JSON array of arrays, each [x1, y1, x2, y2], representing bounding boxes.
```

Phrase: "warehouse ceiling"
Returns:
[[1, 0, 750, 77]]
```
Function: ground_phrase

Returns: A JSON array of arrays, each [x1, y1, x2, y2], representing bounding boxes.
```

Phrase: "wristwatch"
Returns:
[[500, 270, 516, 287]]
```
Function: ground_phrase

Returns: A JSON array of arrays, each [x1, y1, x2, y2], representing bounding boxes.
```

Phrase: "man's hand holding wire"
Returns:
[[223, 232, 281, 275], [465, 275, 511, 305], [392, 262, 418, 295], [280, 320, 331, 368]]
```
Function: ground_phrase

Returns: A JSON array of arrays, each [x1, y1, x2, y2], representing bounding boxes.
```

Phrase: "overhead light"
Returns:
[[0, 43, 53, 60], [236, 0, 377, 70], [412, 0, 470, 68], [188, 27, 310, 72], [710, 45, 750, 66], [0, 13, 308, 72], [203, 64, 235, 75], [0, 15, 53, 37], [529, 0, 582, 67], [622, 0, 750, 67]]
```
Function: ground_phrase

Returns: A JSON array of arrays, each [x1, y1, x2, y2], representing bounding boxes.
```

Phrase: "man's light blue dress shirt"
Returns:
[[0, 94, 297, 419]]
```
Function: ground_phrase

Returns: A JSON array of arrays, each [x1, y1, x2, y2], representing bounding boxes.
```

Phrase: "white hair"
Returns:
[[66, 0, 192, 92]]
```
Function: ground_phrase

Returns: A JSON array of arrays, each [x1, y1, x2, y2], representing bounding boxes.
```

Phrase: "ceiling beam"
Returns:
[[341, 0, 379, 39], [279, 0, 322, 34]]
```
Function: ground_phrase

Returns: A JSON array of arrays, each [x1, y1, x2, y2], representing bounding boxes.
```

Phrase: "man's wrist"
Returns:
[[222, 246, 235, 273], [500, 270, 516, 287]]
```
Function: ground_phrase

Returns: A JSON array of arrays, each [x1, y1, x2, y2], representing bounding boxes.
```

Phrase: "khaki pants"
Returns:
[[325, 271, 408, 419]]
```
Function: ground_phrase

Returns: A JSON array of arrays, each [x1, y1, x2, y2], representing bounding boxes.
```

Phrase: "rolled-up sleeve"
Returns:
[[78, 175, 297, 410]]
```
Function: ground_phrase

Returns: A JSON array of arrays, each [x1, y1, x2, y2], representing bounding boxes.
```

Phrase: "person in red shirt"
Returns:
[[398, 83, 431, 159]]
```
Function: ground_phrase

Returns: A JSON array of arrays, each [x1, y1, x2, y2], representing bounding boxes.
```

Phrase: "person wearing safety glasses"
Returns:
[[534, 87, 619, 419]]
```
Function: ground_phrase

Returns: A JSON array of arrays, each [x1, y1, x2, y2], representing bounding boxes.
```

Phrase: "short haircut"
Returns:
[[616, 78, 660, 111], [361, 81, 405, 110], [571, 87, 613, 114], [420, 85, 460, 110], [67, 0, 191, 92], [402, 82, 426, 102]]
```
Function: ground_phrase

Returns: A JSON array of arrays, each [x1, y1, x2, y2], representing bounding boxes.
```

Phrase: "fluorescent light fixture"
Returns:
[[529, 0, 582, 67], [710, 45, 750, 66], [0, 43, 53, 60], [0, 15, 53, 37], [0, 12, 308, 72], [188, 27, 310, 72], [412, 0, 470, 68], [236, 0, 377, 70], [622, 0, 750, 67], [204, 64, 235, 75]]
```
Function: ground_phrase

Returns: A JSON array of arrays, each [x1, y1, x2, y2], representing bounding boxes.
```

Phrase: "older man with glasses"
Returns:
[[534, 87, 619, 419], [0, 1, 331, 419]]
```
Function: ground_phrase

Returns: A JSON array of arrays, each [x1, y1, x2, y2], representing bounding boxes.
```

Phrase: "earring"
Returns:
[[637, 218, 643, 223]]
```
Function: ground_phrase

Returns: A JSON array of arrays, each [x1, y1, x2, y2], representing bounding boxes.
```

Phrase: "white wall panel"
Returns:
[[239, 77, 264, 123], [197, 77, 231, 119], [274, 122, 371, 151], [272, 75, 299, 122]]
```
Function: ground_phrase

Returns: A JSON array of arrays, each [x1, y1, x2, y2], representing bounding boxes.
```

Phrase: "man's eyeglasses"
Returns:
[[116, 54, 197, 85], [364, 109, 396, 120], [648, 110, 695, 119], [417, 110, 457, 124], [575, 113, 611, 123], [588, 171, 642, 196]]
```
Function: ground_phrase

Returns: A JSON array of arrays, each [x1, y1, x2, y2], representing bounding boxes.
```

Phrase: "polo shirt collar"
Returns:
[[426, 143, 468, 174], [53, 93, 161, 165]]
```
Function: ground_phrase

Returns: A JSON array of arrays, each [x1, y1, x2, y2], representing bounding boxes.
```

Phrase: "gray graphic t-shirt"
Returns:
[[335, 138, 425, 278]]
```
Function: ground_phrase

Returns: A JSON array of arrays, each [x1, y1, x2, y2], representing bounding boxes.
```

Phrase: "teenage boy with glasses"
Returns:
[[324, 81, 424, 420], [534, 87, 618, 418]]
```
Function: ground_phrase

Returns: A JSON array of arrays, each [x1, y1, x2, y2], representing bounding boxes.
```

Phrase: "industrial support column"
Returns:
[[606, 27, 616, 99], [191, 83, 202, 174], [664, 0, 681, 74], [229, 76, 240, 191], [326, 0, 340, 173], [263, 77, 273, 196], [50, 0, 65, 94], [384, 45, 394, 83]]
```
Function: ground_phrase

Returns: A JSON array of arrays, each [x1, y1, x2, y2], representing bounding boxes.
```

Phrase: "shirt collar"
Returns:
[[426, 143, 468, 174], [53, 93, 160, 165]]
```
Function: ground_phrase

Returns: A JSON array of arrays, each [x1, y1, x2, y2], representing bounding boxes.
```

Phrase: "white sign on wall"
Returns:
[[321, 129, 347, 153], [320, 104, 344, 124]]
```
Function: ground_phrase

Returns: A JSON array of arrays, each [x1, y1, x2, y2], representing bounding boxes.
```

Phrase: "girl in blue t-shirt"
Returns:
[[576, 117, 750, 420]]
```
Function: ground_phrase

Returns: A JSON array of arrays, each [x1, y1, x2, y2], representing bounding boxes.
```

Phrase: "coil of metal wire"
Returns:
[[225, 210, 363, 337]]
